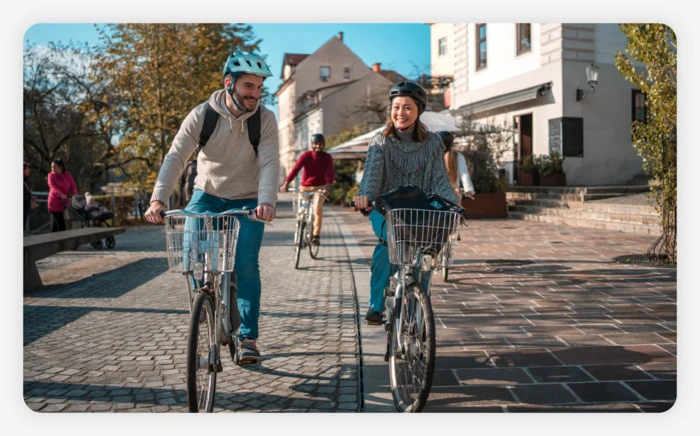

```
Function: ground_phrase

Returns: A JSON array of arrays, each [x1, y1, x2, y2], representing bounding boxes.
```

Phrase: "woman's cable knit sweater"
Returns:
[[358, 125, 457, 204]]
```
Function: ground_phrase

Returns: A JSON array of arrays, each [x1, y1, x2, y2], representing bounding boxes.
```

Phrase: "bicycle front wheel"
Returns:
[[309, 221, 319, 259], [295, 221, 305, 269], [186, 291, 217, 413], [389, 286, 436, 412]]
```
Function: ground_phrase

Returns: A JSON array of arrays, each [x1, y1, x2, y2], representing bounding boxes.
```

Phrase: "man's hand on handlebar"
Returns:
[[255, 203, 275, 223], [145, 200, 167, 224]]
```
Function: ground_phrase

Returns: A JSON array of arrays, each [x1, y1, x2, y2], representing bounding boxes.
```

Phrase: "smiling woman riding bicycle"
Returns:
[[353, 81, 457, 325]]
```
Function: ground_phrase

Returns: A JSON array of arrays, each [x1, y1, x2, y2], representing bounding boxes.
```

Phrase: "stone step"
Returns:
[[567, 201, 656, 214], [508, 212, 661, 236], [507, 185, 650, 195], [508, 205, 661, 226], [507, 199, 571, 208], [507, 192, 583, 202], [584, 186, 651, 194]]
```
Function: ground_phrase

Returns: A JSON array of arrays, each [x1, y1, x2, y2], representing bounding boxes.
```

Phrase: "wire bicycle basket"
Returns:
[[164, 212, 240, 274], [385, 208, 461, 269]]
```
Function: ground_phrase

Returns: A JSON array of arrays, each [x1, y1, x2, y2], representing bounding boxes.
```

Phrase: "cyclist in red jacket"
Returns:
[[281, 133, 335, 245]]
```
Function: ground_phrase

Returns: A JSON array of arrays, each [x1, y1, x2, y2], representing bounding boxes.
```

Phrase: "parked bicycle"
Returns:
[[289, 187, 326, 269], [162, 208, 271, 413], [352, 197, 462, 412]]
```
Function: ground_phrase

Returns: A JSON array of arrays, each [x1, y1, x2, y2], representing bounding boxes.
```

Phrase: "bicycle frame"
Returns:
[[384, 251, 433, 360], [164, 208, 270, 342]]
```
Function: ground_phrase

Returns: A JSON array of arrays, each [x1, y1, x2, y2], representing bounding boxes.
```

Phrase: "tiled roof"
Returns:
[[378, 69, 409, 83]]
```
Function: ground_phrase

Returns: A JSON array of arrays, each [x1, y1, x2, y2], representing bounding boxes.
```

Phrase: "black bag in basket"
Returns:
[[375, 186, 464, 255]]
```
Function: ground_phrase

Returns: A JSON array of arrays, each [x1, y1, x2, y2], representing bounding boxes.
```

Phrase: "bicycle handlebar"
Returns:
[[349, 201, 375, 217], [287, 188, 327, 194], [160, 208, 272, 226]]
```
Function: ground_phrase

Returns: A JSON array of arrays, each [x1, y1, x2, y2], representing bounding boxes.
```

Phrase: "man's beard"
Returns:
[[232, 90, 258, 113]]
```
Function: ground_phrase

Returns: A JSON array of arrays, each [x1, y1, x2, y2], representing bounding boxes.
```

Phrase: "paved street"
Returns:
[[24, 197, 359, 412], [24, 196, 676, 413]]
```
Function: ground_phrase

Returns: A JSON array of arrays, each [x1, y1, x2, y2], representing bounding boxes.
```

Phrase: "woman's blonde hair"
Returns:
[[445, 150, 459, 187]]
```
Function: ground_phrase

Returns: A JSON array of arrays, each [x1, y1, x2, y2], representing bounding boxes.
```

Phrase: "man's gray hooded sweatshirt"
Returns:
[[151, 90, 280, 207]]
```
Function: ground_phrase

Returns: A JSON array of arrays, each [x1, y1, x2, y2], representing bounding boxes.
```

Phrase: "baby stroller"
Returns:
[[67, 195, 116, 250]]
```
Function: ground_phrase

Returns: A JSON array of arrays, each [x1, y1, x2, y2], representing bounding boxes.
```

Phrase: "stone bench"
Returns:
[[24, 227, 126, 292]]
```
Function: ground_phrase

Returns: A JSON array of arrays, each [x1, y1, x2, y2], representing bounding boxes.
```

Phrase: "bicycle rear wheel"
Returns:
[[388, 286, 436, 412], [295, 221, 305, 269], [186, 291, 217, 413]]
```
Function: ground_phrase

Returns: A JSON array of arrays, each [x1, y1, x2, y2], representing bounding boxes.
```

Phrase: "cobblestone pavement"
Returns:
[[336, 208, 676, 413], [24, 197, 360, 413]]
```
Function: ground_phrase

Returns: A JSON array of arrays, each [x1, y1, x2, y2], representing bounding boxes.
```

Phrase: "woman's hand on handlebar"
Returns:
[[354, 196, 371, 211]]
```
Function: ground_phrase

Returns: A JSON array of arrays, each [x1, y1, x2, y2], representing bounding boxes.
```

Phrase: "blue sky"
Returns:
[[23, 23, 431, 118]]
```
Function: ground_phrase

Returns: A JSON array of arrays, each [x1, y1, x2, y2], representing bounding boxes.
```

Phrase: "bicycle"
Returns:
[[162, 207, 271, 413], [289, 187, 326, 269], [441, 193, 472, 282], [353, 200, 461, 412]]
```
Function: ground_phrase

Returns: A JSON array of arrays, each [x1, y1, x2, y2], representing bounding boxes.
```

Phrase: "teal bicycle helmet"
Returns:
[[223, 52, 273, 81]]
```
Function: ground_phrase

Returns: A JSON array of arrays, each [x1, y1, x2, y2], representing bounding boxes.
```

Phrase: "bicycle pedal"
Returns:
[[214, 361, 223, 373]]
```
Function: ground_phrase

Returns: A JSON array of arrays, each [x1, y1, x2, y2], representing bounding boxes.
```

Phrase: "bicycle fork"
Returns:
[[384, 266, 431, 362]]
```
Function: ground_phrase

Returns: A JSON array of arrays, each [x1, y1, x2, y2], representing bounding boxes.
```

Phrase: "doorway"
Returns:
[[514, 113, 533, 184]]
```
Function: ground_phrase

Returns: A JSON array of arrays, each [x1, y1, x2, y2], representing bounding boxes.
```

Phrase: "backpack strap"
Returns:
[[198, 101, 262, 159], [247, 106, 262, 157], [198, 102, 219, 148]]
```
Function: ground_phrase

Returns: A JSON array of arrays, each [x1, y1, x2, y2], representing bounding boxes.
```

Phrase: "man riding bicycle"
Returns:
[[145, 51, 279, 364], [280, 133, 335, 246]]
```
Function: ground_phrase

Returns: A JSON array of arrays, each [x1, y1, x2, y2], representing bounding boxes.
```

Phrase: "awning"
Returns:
[[455, 82, 553, 115]]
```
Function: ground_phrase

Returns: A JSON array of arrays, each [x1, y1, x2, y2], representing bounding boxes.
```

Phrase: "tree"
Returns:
[[89, 24, 262, 190], [455, 113, 513, 194], [615, 24, 677, 263], [23, 41, 104, 191]]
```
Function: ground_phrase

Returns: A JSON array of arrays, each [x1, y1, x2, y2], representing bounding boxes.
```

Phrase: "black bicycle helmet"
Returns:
[[437, 131, 454, 150], [389, 81, 427, 114], [311, 133, 325, 144]]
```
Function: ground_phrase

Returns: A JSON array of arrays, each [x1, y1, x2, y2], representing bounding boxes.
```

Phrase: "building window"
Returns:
[[476, 24, 487, 70], [344, 67, 350, 79], [438, 37, 447, 56], [517, 24, 531, 55], [632, 89, 647, 123], [320, 66, 331, 81]]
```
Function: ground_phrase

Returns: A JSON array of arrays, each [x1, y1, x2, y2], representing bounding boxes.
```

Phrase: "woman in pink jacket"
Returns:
[[47, 158, 77, 232]]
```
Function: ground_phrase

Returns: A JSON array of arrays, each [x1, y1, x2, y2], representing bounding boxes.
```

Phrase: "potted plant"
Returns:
[[457, 113, 511, 219], [519, 155, 540, 186], [539, 150, 566, 186]]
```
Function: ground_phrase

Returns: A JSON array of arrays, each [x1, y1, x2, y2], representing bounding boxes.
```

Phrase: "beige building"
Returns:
[[275, 33, 365, 182], [276, 33, 407, 182], [439, 23, 645, 186]]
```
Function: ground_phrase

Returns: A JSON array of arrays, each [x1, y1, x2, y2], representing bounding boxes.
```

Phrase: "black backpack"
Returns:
[[198, 102, 261, 157]]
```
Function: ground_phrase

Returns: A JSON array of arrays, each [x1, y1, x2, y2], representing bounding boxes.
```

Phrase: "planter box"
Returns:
[[519, 173, 539, 186], [540, 173, 567, 186], [462, 193, 507, 219]]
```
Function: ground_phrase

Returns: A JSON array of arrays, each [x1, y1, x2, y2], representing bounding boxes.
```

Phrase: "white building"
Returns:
[[431, 23, 646, 186]]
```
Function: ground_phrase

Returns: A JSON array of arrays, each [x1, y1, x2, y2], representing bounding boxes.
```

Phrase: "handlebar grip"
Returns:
[[349, 201, 373, 217], [160, 211, 167, 218]]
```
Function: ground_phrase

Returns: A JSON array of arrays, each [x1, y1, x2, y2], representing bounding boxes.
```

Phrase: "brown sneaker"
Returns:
[[239, 338, 260, 364]]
